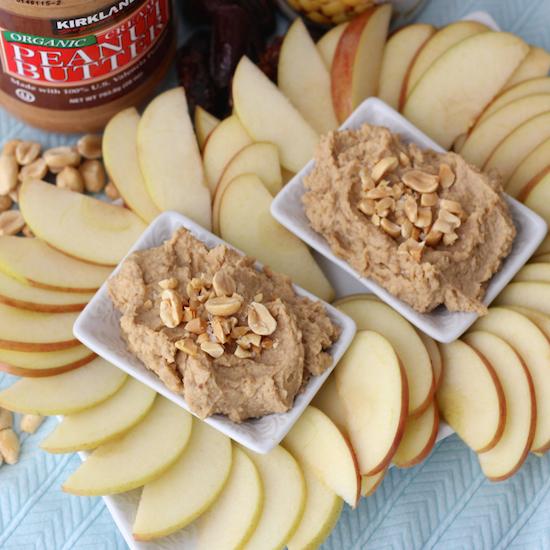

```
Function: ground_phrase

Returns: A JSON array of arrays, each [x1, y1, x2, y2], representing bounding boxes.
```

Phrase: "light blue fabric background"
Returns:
[[1, 1, 550, 548]]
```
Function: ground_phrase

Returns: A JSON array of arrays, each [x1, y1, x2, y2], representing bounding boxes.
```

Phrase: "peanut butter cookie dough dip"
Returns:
[[108, 229, 339, 423], [302, 124, 516, 314]]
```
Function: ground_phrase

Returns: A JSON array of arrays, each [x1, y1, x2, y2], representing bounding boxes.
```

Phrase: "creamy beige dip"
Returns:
[[302, 124, 516, 314], [108, 229, 339, 422]]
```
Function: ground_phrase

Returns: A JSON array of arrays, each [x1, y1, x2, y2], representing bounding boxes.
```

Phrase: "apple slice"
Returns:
[[287, 468, 343, 550], [507, 306, 550, 340], [437, 339, 505, 452], [507, 137, 550, 197], [514, 263, 550, 283], [378, 23, 435, 110], [361, 469, 386, 497], [417, 331, 443, 391], [133, 419, 231, 539], [233, 56, 318, 173], [202, 115, 252, 193], [495, 281, 550, 317], [63, 397, 192, 497], [195, 447, 263, 550], [243, 446, 306, 550], [212, 142, 282, 234], [138, 87, 212, 229], [312, 374, 348, 434], [460, 94, 550, 168], [0, 304, 79, 351], [279, 18, 338, 134], [523, 169, 550, 222], [335, 330, 407, 475], [194, 106, 220, 151], [219, 173, 334, 301], [331, 4, 392, 122], [536, 252, 550, 262], [478, 76, 550, 124], [19, 180, 146, 266], [336, 297, 434, 415], [0, 345, 95, 377], [0, 236, 112, 293], [392, 401, 439, 468], [0, 357, 127, 415], [283, 406, 360, 507], [485, 111, 550, 181], [41, 378, 157, 453], [504, 46, 550, 89], [463, 331, 535, 480], [102, 107, 160, 223], [472, 307, 550, 452], [0, 269, 93, 313], [535, 235, 550, 257], [317, 22, 348, 69], [404, 20, 488, 100], [403, 32, 529, 149]]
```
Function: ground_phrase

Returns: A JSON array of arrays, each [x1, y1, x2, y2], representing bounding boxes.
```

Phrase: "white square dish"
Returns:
[[73, 211, 357, 454], [271, 97, 548, 343]]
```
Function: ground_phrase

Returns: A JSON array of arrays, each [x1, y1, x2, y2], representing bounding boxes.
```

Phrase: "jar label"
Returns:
[[0, 0, 172, 110]]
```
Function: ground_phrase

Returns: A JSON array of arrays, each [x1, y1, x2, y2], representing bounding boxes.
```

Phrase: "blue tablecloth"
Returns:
[[1, 1, 550, 548]]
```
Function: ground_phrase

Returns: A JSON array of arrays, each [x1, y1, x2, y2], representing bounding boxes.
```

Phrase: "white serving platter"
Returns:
[[271, 97, 548, 343], [74, 211, 357, 454]]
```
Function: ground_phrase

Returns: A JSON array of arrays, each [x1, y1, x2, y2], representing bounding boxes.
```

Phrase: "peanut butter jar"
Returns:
[[0, 0, 175, 132]]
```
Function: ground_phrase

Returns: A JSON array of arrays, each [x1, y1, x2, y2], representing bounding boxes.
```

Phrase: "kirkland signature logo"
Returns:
[[54, 0, 139, 31]]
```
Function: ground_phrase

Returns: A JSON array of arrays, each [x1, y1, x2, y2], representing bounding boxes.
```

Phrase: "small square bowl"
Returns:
[[271, 97, 548, 343], [73, 211, 356, 454]]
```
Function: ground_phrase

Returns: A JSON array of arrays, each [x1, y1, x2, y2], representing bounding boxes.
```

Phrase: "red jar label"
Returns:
[[0, 0, 172, 110]]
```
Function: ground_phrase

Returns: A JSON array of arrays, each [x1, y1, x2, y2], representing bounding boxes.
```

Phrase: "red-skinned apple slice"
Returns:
[[478, 76, 550, 124], [361, 468, 386, 498], [0, 236, 112, 293], [507, 137, 550, 198], [194, 106, 220, 151], [331, 4, 392, 122], [404, 20, 488, 101], [336, 297, 434, 415], [536, 252, 550, 262], [472, 306, 550, 452], [0, 345, 95, 377], [417, 330, 443, 391], [392, 401, 439, 468], [485, 111, 550, 181], [523, 169, 550, 222], [463, 331, 535, 480], [495, 281, 550, 317], [317, 22, 348, 69], [460, 94, 550, 168], [233, 56, 318, 173], [0, 304, 79, 352], [279, 18, 339, 134], [506, 306, 550, 340], [202, 115, 252, 193], [513, 263, 550, 284], [437, 339, 505, 452], [312, 374, 348, 434], [403, 32, 529, 148], [335, 330, 408, 476], [504, 46, 550, 89], [378, 23, 435, 110], [283, 406, 361, 508]]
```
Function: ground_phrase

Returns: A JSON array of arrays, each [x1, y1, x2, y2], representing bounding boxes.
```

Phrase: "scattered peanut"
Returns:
[[380, 218, 401, 238], [201, 341, 224, 358], [43, 146, 80, 173], [402, 170, 439, 193], [20, 414, 44, 434], [159, 289, 184, 328], [414, 207, 432, 228], [104, 181, 120, 200], [212, 271, 236, 297], [0, 195, 12, 213], [56, 166, 85, 193], [235, 345, 254, 359], [80, 159, 106, 193], [420, 192, 438, 207], [77, 134, 102, 160], [359, 167, 374, 191], [0, 154, 19, 194], [439, 164, 455, 189], [358, 199, 375, 216], [175, 338, 199, 357], [18, 157, 47, 182], [371, 156, 398, 182], [205, 294, 243, 316], [158, 277, 178, 290], [0, 428, 20, 465], [0, 210, 24, 235], [15, 141, 41, 166], [185, 317, 207, 334], [237, 332, 262, 349]]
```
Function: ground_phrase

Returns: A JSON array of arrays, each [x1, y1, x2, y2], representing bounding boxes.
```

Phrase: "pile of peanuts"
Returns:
[[0, 407, 43, 467], [0, 134, 120, 237]]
